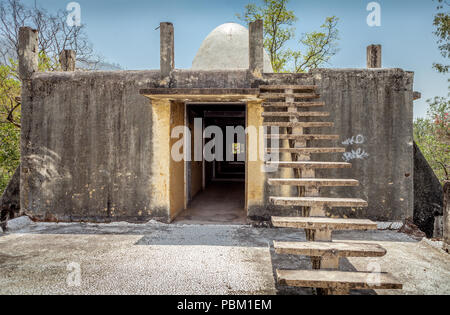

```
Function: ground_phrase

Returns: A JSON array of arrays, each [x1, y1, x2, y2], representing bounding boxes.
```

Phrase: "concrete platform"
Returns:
[[0, 221, 449, 295]]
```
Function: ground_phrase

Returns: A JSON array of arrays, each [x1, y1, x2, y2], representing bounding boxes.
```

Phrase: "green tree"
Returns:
[[432, 0, 449, 73], [0, 61, 20, 192], [414, 97, 450, 183], [0, 53, 56, 193], [237, 0, 339, 73], [414, 0, 450, 184], [0, 0, 101, 194]]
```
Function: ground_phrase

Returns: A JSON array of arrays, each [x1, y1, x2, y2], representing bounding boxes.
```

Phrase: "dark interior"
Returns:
[[175, 104, 247, 224]]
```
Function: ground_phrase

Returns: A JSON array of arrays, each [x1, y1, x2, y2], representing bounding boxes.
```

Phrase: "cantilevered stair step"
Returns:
[[268, 178, 359, 187], [263, 122, 333, 128], [273, 241, 387, 258], [259, 93, 320, 99], [262, 112, 330, 117], [266, 161, 351, 169], [271, 217, 377, 231], [267, 147, 345, 154], [259, 85, 318, 91], [276, 270, 402, 290], [265, 134, 339, 140], [262, 102, 325, 107], [270, 197, 367, 208]]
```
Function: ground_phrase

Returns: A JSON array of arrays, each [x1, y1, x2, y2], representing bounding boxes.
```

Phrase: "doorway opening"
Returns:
[[174, 104, 247, 225]]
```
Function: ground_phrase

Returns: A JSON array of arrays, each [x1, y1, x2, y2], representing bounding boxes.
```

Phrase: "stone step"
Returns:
[[273, 241, 387, 258], [270, 197, 367, 207], [262, 101, 325, 108], [265, 134, 339, 140], [268, 178, 359, 187], [262, 112, 330, 117], [267, 147, 345, 154], [259, 85, 318, 91], [259, 93, 320, 99], [263, 122, 333, 128], [271, 217, 377, 231], [276, 270, 402, 292], [266, 161, 351, 169]]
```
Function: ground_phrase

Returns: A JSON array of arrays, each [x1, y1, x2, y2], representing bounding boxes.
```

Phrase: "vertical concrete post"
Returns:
[[245, 100, 266, 217], [18, 27, 38, 216], [367, 44, 382, 68], [160, 22, 174, 79], [18, 27, 39, 80], [151, 99, 172, 221], [249, 19, 264, 76], [59, 50, 76, 71], [444, 181, 449, 253]]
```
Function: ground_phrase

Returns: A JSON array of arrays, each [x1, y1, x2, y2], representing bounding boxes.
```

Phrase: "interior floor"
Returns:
[[174, 181, 246, 225]]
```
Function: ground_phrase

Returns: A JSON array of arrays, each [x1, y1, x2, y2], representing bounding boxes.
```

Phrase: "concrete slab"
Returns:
[[0, 221, 448, 295], [174, 182, 246, 225]]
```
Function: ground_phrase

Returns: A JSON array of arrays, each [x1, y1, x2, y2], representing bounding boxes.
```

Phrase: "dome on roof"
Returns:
[[192, 23, 273, 73]]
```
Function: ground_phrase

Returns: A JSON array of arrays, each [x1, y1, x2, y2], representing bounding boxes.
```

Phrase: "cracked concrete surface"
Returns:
[[0, 221, 449, 295]]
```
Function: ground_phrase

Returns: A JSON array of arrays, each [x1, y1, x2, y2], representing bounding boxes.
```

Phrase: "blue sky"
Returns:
[[26, 0, 449, 118]]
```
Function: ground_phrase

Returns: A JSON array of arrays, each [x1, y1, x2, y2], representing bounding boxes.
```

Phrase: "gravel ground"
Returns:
[[0, 220, 449, 295]]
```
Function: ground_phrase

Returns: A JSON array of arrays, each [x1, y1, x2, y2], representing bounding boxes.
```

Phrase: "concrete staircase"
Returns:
[[260, 85, 402, 295]]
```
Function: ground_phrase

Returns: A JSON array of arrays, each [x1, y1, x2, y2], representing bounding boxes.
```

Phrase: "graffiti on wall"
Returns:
[[342, 134, 369, 162]]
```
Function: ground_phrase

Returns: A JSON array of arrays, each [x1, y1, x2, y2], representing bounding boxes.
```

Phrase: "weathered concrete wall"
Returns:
[[262, 69, 414, 221], [21, 68, 415, 222], [21, 71, 162, 222], [21, 70, 256, 223], [413, 142, 443, 237], [310, 69, 414, 221]]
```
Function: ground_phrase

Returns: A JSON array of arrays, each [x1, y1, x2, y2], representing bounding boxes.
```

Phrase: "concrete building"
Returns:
[[15, 22, 437, 226]]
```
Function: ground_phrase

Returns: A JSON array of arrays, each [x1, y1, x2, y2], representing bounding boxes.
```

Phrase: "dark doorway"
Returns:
[[174, 104, 247, 225]]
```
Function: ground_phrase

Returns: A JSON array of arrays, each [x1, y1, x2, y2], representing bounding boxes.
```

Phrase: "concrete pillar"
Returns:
[[18, 27, 38, 216], [246, 100, 266, 217], [18, 27, 38, 80], [160, 22, 174, 78], [249, 19, 264, 77], [444, 181, 449, 253], [367, 44, 382, 68], [59, 50, 76, 71], [150, 99, 185, 222]]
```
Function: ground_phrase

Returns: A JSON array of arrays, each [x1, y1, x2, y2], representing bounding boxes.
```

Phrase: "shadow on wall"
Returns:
[[413, 142, 444, 238], [0, 167, 20, 231]]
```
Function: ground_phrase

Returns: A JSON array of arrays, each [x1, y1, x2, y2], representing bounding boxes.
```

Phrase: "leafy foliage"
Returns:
[[0, 61, 20, 193], [0, 119, 19, 193], [0, 0, 92, 194], [292, 16, 339, 73], [432, 0, 449, 73], [413, 0, 450, 184], [414, 97, 450, 183], [0, 53, 55, 193], [237, 0, 339, 72]]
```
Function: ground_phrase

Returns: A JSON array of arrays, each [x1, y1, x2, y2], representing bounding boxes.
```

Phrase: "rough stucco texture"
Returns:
[[21, 69, 415, 222], [21, 71, 162, 222], [311, 69, 414, 221]]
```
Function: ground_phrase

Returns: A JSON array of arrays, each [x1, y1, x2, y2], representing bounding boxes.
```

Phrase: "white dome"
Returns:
[[192, 23, 273, 73]]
